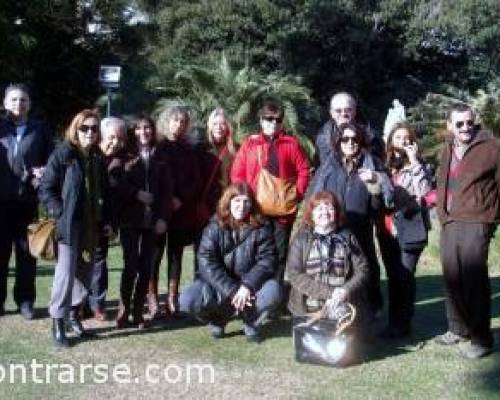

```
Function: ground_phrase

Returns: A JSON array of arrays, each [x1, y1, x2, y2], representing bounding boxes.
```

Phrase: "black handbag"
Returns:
[[293, 302, 357, 367], [393, 206, 429, 251]]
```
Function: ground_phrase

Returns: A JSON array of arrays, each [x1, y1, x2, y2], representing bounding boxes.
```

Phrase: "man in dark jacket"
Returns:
[[434, 103, 500, 359], [0, 84, 53, 319], [315, 92, 384, 166]]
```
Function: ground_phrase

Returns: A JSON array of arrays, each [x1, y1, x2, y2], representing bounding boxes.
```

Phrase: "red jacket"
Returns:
[[231, 130, 310, 225]]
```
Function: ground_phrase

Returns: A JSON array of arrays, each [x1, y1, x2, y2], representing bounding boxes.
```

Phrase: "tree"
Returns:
[[152, 54, 318, 157]]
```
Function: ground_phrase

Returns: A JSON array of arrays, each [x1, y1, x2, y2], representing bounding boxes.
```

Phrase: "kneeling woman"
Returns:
[[179, 183, 281, 342], [287, 191, 369, 345]]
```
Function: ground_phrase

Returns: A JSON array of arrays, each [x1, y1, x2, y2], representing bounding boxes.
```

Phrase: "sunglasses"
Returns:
[[79, 124, 98, 134], [455, 120, 474, 129], [340, 136, 359, 144], [261, 116, 283, 124], [333, 107, 353, 114]]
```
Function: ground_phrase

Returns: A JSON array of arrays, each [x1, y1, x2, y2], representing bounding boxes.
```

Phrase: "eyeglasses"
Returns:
[[340, 136, 359, 144], [79, 124, 98, 134], [455, 120, 474, 129], [261, 116, 283, 124], [333, 108, 353, 114]]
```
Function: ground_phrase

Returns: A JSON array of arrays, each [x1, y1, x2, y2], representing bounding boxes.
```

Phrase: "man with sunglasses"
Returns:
[[231, 101, 310, 291], [435, 103, 500, 359], [314, 92, 384, 166]]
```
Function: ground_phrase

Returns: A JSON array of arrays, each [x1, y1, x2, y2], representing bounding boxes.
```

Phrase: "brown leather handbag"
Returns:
[[27, 218, 56, 261], [255, 146, 298, 217]]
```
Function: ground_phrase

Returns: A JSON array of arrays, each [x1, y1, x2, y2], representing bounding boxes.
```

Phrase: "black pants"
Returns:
[[271, 219, 292, 282], [0, 201, 37, 307], [86, 234, 108, 312], [152, 229, 196, 284], [378, 231, 423, 330], [352, 223, 383, 313], [120, 228, 155, 313], [440, 222, 494, 347]]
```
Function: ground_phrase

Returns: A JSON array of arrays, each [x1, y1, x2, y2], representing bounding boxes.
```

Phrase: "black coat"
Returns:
[[198, 219, 277, 299], [38, 142, 110, 245], [0, 117, 53, 202], [308, 151, 393, 228]]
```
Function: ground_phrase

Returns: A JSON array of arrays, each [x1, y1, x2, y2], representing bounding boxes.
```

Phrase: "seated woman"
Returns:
[[287, 191, 369, 334], [179, 183, 282, 342]]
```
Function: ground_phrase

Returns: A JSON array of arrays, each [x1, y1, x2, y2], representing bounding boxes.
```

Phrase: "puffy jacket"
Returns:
[[308, 151, 393, 227], [286, 226, 369, 317], [436, 130, 500, 225], [230, 129, 310, 226], [198, 218, 277, 300], [38, 142, 110, 245]]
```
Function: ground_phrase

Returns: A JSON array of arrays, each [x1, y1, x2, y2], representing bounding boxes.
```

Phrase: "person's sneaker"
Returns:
[[243, 323, 261, 343], [434, 331, 467, 346], [458, 341, 493, 359], [208, 323, 224, 339], [19, 302, 34, 320]]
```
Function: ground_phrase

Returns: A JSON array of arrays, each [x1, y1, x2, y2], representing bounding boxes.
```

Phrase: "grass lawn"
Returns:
[[1, 226, 499, 399]]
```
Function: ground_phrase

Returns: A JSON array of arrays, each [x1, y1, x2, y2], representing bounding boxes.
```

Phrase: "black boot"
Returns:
[[52, 318, 69, 348], [68, 306, 91, 338]]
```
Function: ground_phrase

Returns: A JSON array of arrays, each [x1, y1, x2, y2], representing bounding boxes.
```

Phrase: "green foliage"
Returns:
[[152, 54, 318, 158]]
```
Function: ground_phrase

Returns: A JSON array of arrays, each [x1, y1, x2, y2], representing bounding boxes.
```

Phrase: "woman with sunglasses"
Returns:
[[377, 123, 432, 338], [308, 122, 393, 320], [39, 109, 112, 348]]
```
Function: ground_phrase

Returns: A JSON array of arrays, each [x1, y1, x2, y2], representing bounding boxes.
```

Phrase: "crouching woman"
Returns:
[[287, 191, 370, 364], [179, 183, 281, 342]]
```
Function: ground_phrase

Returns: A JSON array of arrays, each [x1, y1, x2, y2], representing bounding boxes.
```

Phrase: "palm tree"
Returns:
[[153, 53, 319, 158]]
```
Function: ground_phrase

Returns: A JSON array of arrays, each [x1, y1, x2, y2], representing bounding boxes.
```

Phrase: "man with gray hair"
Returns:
[[83, 116, 128, 321], [315, 92, 384, 165]]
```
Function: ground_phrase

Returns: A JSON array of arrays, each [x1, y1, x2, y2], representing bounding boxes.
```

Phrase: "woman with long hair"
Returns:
[[39, 109, 111, 348], [378, 123, 432, 338], [179, 183, 282, 342], [116, 115, 172, 328]]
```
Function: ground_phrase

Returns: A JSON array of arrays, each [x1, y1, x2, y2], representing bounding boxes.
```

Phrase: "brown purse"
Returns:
[[255, 146, 298, 217], [27, 218, 56, 261]]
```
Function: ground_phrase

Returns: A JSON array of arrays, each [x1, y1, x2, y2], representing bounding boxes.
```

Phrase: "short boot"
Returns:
[[68, 306, 89, 338], [147, 280, 160, 319], [115, 301, 130, 328], [165, 279, 180, 318], [52, 318, 69, 348]]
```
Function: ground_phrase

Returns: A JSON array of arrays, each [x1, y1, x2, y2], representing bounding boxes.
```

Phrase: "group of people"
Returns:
[[0, 83, 498, 362]]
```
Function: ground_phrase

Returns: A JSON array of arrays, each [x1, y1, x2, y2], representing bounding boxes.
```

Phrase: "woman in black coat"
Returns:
[[308, 122, 393, 318], [115, 116, 172, 328], [179, 183, 282, 342], [39, 109, 111, 348]]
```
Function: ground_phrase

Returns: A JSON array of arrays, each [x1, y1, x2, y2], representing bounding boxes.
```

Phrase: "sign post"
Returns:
[[98, 65, 121, 116]]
